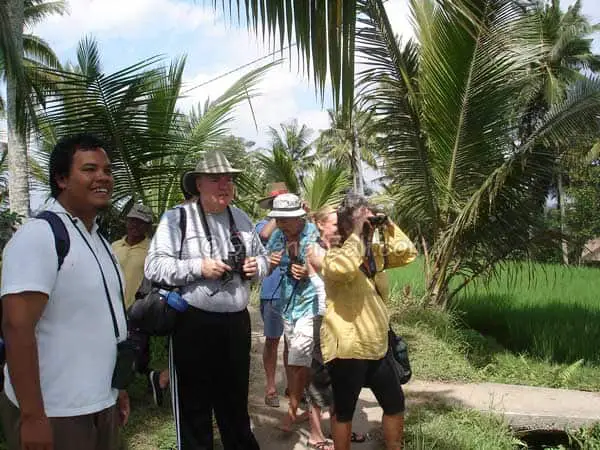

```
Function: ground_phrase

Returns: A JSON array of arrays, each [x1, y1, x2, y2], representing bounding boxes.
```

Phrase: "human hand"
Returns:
[[290, 263, 308, 280], [242, 257, 258, 279], [118, 390, 130, 426], [352, 206, 373, 236], [20, 414, 53, 450], [269, 250, 283, 268], [202, 258, 232, 280]]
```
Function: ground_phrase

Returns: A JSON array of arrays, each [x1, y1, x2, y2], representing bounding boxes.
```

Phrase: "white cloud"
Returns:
[[385, 0, 414, 42], [181, 59, 326, 147], [32, 0, 217, 49], [31, 0, 416, 148]]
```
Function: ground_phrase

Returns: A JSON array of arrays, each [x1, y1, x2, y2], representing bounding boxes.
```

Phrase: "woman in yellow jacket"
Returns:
[[320, 193, 417, 450]]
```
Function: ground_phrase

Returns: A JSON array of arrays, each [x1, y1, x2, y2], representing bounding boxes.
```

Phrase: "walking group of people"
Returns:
[[0, 133, 417, 450]]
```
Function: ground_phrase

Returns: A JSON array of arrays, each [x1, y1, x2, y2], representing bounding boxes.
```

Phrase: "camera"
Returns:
[[222, 249, 249, 283], [286, 256, 304, 278], [112, 339, 140, 389], [368, 214, 388, 227]]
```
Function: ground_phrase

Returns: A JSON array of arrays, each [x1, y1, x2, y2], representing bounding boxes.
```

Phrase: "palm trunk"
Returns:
[[352, 124, 364, 195], [557, 171, 568, 265], [6, 0, 29, 217]]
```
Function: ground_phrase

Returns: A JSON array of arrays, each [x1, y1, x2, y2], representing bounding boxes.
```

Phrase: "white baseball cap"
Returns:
[[126, 204, 153, 223]]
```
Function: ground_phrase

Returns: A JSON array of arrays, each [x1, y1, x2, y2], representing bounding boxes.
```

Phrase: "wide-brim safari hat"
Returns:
[[257, 182, 289, 210], [268, 193, 306, 218], [181, 150, 242, 196]]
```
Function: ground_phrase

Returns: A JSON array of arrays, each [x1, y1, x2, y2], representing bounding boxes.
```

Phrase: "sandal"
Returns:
[[264, 393, 280, 408], [307, 440, 334, 450], [326, 432, 367, 443], [351, 432, 367, 443]]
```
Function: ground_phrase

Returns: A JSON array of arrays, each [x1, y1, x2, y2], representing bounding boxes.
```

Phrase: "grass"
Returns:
[[121, 337, 178, 450], [390, 258, 600, 365], [403, 405, 523, 449], [390, 296, 600, 391], [388, 258, 600, 391]]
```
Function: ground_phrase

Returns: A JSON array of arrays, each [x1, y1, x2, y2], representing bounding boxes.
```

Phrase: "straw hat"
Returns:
[[181, 150, 242, 196], [257, 182, 289, 210]]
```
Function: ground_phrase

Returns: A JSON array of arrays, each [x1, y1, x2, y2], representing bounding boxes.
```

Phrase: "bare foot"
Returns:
[[296, 410, 309, 423], [278, 412, 294, 432]]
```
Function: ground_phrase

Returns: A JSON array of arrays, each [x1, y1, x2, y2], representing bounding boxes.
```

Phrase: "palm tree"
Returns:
[[214, 0, 478, 124], [524, 0, 600, 264], [267, 119, 315, 175], [255, 145, 351, 211], [317, 107, 379, 194], [32, 37, 275, 221], [357, 0, 600, 307], [0, 0, 65, 217]]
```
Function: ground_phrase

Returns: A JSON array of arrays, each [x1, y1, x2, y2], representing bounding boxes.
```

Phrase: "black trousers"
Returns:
[[172, 307, 259, 450]]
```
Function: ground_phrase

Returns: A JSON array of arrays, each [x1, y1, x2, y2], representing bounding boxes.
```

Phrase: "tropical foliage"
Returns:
[[316, 107, 379, 194], [255, 122, 352, 212], [0, 0, 66, 216], [31, 37, 275, 223], [357, 0, 600, 306]]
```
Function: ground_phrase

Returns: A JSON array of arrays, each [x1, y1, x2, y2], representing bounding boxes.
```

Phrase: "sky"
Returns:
[[18, 0, 600, 208], [29, 0, 413, 149], [29, 0, 600, 149]]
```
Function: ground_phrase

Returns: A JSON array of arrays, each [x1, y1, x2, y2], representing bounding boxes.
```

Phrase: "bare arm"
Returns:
[[2, 292, 47, 419], [258, 218, 277, 242]]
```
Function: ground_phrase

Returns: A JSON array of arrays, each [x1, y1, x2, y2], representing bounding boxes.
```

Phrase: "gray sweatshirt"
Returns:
[[144, 202, 268, 312]]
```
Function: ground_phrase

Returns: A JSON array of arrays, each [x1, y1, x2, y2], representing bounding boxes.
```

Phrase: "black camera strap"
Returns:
[[196, 199, 244, 258], [360, 227, 389, 278], [69, 218, 125, 341]]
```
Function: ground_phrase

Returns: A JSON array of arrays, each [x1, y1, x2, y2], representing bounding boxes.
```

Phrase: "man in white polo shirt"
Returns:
[[0, 134, 129, 450]]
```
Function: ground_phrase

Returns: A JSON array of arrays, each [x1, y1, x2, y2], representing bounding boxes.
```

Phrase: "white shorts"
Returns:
[[284, 316, 315, 367]]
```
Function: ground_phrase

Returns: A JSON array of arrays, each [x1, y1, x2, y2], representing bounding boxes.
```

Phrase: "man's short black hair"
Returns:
[[49, 134, 109, 198]]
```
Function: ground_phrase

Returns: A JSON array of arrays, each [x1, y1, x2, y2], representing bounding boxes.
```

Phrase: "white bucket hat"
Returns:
[[268, 193, 306, 218]]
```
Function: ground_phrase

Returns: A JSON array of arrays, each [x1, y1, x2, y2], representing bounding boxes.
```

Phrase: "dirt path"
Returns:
[[247, 307, 384, 450]]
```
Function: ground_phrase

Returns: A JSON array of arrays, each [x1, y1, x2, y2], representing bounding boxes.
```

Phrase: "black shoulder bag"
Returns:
[[362, 229, 412, 385], [70, 219, 139, 390], [128, 207, 187, 336]]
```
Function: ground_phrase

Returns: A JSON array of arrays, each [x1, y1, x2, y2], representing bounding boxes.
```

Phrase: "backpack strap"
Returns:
[[178, 206, 186, 259], [37, 211, 70, 271]]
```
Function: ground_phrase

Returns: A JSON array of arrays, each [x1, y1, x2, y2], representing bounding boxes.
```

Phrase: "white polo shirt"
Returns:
[[0, 201, 128, 417]]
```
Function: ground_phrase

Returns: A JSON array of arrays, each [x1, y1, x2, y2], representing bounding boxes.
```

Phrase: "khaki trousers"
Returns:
[[0, 393, 120, 450]]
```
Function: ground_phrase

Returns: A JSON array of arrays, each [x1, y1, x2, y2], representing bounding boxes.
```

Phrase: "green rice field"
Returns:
[[389, 259, 600, 367]]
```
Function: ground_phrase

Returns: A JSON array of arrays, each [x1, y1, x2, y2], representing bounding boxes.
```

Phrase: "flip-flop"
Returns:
[[326, 432, 367, 443], [307, 440, 334, 450], [351, 432, 367, 443], [264, 393, 280, 408]]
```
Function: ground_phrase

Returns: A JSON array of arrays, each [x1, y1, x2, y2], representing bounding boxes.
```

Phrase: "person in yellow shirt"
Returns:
[[112, 204, 153, 308], [320, 193, 417, 450]]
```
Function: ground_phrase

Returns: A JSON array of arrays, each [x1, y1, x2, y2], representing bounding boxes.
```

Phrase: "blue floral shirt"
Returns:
[[267, 221, 319, 322]]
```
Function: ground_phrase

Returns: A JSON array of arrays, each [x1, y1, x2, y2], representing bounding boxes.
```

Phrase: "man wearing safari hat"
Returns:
[[145, 150, 268, 450], [255, 182, 289, 408]]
